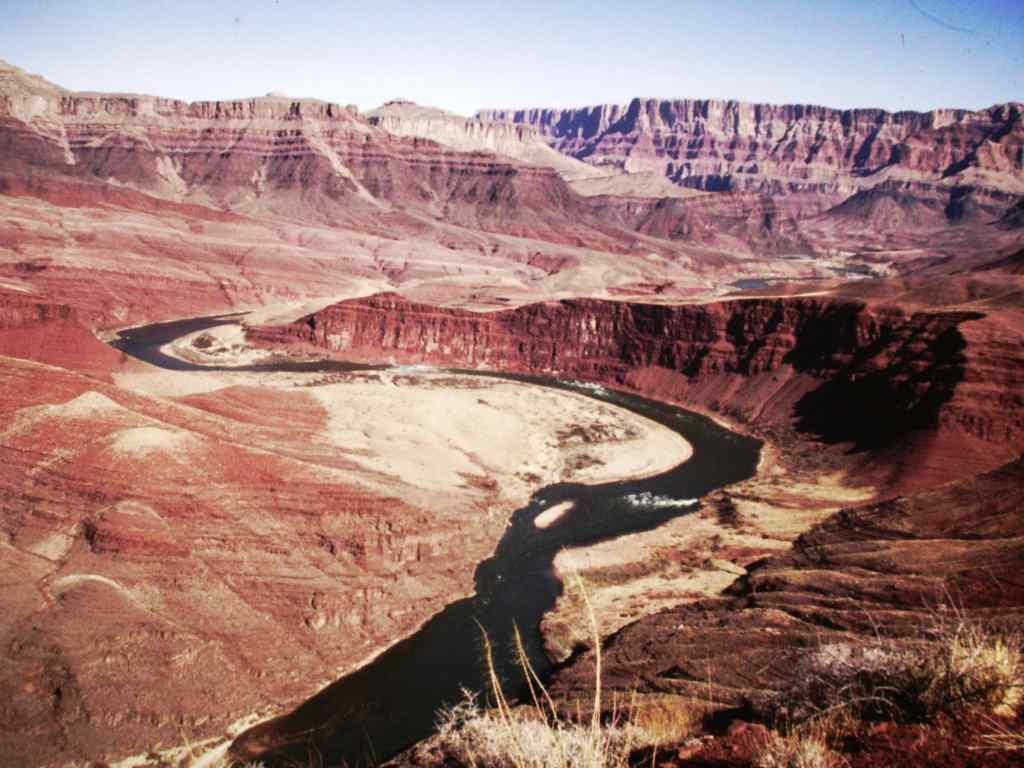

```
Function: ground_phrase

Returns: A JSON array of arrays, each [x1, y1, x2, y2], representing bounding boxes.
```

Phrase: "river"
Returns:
[[110, 315, 761, 767]]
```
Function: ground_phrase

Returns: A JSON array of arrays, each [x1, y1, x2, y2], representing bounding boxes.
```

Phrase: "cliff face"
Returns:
[[366, 100, 600, 182], [478, 98, 1024, 215], [0, 60, 623, 247], [254, 292, 1024, 489], [0, 289, 124, 376]]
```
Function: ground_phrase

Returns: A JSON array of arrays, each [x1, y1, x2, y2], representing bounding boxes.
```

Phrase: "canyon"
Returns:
[[251, 288, 1024, 492], [0, 54, 1021, 768], [2, 57, 1021, 329], [247, 277, 1024, 766], [1, 294, 696, 766]]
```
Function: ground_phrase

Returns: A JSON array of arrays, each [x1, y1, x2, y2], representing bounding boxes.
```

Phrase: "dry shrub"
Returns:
[[434, 694, 643, 768], [628, 695, 702, 747], [755, 730, 838, 768], [773, 619, 1022, 725], [975, 714, 1024, 752], [944, 623, 1022, 717]]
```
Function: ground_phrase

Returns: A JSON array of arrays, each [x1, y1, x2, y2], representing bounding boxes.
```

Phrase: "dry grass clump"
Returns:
[[754, 730, 839, 768], [975, 714, 1024, 752], [435, 693, 643, 768], [627, 695, 702, 747], [774, 618, 1022, 725], [944, 623, 1022, 717]]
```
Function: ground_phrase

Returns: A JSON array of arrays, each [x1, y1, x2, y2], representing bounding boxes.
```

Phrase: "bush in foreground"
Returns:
[[421, 586, 1023, 767], [754, 730, 838, 768], [772, 618, 1022, 725], [434, 694, 643, 768]]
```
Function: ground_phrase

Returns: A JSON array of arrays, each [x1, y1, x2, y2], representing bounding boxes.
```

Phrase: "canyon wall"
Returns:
[[0, 59, 627, 249], [478, 98, 1024, 215], [253, 292, 1024, 490], [4, 58, 738, 328], [366, 100, 601, 182], [4, 58, 1021, 326]]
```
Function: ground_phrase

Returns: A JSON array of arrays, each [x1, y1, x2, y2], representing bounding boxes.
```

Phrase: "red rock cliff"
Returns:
[[253, 292, 1024, 490], [0, 289, 123, 377]]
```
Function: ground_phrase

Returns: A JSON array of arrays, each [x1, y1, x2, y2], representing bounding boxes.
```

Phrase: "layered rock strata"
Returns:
[[367, 100, 601, 182], [478, 98, 1024, 215], [253, 291, 1024, 490], [0, 59, 632, 249]]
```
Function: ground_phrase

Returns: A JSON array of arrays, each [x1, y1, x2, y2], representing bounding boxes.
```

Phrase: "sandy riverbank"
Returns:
[[535, 500, 575, 528]]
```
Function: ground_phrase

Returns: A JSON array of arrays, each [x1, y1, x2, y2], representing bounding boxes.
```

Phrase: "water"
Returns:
[[111, 315, 761, 767], [730, 278, 771, 291]]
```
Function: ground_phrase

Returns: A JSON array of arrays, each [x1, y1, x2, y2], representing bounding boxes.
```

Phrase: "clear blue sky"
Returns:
[[2, 0, 1021, 114]]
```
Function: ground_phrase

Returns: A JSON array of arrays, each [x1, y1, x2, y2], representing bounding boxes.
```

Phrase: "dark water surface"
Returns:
[[111, 315, 761, 767]]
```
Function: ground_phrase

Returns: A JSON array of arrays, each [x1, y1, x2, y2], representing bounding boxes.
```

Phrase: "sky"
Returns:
[[2, 0, 1021, 115]]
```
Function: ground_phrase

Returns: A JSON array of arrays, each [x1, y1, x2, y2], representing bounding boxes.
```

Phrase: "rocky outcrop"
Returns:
[[478, 98, 1024, 215], [0, 289, 124, 377], [252, 292, 1024, 490], [547, 454, 1024, 731], [585, 192, 811, 254]]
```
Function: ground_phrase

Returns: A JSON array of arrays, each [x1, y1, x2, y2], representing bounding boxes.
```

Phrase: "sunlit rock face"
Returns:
[[478, 98, 1024, 215]]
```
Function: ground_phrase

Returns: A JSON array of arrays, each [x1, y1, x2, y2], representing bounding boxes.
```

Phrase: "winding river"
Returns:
[[111, 315, 761, 767]]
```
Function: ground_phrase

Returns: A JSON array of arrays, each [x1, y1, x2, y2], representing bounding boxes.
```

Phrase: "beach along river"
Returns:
[[111, 314, 761, 766]]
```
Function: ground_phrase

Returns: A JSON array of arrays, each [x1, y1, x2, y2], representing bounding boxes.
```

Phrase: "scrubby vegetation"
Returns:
[[769, 618, 1022, 725], [976, 715, 1024, 751], [754, 730, 838, 768], [434, 693, 643, 768], [419, 592, 1023, 768], [741, 611, 1024, 766]]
